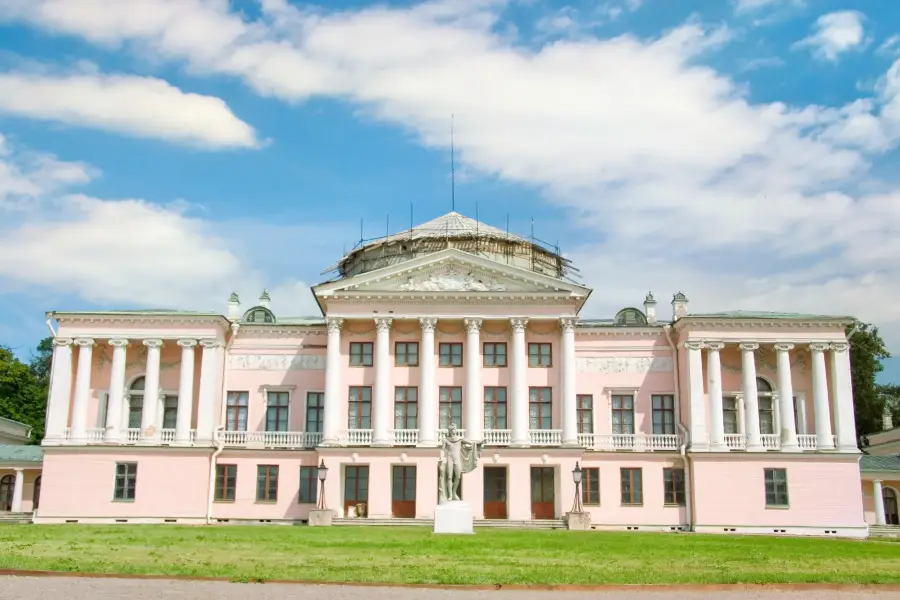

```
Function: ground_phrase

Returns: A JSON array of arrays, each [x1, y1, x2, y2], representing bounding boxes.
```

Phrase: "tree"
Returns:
[[849, 322, 892, 439], [0, 345, 46, 443], [29, 336, 53, 385], [876, 383, 900, 430]]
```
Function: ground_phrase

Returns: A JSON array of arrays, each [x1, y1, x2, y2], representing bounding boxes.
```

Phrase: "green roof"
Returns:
[[0, 445, 43, 463], [688, 311, 854, 321], [860, 455, 900, 473]]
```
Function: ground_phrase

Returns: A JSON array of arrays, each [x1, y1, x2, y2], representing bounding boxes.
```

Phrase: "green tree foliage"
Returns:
[[0, 342, 48, 443], [849, 322, 892, 439]]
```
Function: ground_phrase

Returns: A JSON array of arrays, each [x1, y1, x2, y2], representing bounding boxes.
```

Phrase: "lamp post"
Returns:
[[316, 459, 328, 510], [571, 461, 584, 514]]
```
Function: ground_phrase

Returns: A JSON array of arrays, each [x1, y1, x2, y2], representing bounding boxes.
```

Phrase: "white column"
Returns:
[[69, 338, 95, 443], [45, 338, 74, 444], [105, 338, 129, 442], [372, 317, 393, 446], [774, 343, 800, 452], [141, 339, 163, 441], [873, 479, 887, 526], [706, 341, 727, 451], [175, 339, 197, 445], [560, 317, 578, 447], [10, 468, 24, 513], [322, 318, 343, 446], [740, 343, 764, 452], [685, 341, 709, 451], [464, 318, 483, 442], [809, 342, 835, 450], [510, 318, 529, 446], [830, 342, 859, 452], [196, 339, 221, 444], [418, 318, 438, 446]]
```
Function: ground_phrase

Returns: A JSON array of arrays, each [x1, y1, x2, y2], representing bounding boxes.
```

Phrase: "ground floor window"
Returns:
[[114, 463, 137, 501], [663, 468, 685, 505], [582, 467, 600, 506], [215, 464, 236, 502], [764, 468, 788, 507], [256, 465, 278, 502], [298, 466, 317, 504], [620, 467, 642, 506]]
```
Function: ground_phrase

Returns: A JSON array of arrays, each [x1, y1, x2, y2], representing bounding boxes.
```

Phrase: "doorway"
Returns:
[[530, 466, 555, 519], [33, 476, 41, 511], [884, 487, 899, 525], [344, 465, 369, 517], [391, 466, 416, 518], [0, 475, 13, 511], [483, 466, 508, 519]]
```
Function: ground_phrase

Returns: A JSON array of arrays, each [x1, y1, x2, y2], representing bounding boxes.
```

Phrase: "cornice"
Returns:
[[53, 315, 229, 327], [676, 319, 849, 329], [236, 327, 326, 339], [576, 328, 665, 338]]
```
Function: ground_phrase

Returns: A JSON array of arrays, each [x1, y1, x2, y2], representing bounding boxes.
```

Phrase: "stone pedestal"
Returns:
[[433, 501, 474, 534], [308, 509, 333, 527], [566, 511, 591, 531]]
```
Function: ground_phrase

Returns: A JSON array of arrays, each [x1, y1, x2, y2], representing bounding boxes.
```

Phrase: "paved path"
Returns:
[[1, 577, 899, 600]]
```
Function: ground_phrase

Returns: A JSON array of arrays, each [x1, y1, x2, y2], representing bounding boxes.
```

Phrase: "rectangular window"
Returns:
[[215, 464, 236, 502], [612, 395, 635, 434], [439, 386, 463, 429], [256, 465, 279, 502], [395, 342, 419, 367], [764, 468, 789, 507], [226, 391, 248, 432], [298, 466, 318, 504], [759, 397, 775, 435], [349, 342, 373, 367], [306, 392, 324, 433], [348, 386, 372, 429], [529, 387, 552, 430], [96, 393, 109, 428], [128, 395, 142, 429], [266, 391, 290, 432], [484, 387, 508, 430], [394, 387, 418, 430], [113, 462, 137, 501], [528, 343, 552, 367], [577, 395, 594, 434], [483, 342, 507, 367], [723, 396, 739, 435], [663, 468, 686, 505], [582, 467, 600, 505], [439, 343, 463, 367], [620, 467, 643, 505], [651, 394, 675, 435], [162, 395, 178, 429]]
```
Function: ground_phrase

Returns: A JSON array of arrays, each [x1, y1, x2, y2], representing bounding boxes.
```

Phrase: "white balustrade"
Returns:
[[341, 429, 374, 446], [160, 429, 176, 443], [724, 434, 746, 450], [483, 429, 512, 445], [761, 434, 780, 450], [438, 428, 467, 442], [125, 428, 141, 443], [390, 429, 419, 445], [85, 428, 105, 442], [216, 430, 323, 448], [579, 434, 681, 451], [528, 429, 563, 446], [796, 434, 818, 450]]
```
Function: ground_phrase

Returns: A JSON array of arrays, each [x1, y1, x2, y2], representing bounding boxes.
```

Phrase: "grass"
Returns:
[[0, 525, 899, 585]]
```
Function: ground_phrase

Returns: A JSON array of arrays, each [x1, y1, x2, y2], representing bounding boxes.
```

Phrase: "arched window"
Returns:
[[0, 474, 13, 512], [884, 487, 899, 525], [756, 377, 776, 435], [614, 308, 648, 326], [756, 377, 773, 393], [128, 376, 145, 429], [242, 307, 276, 324], [33, 476, 41, 511]]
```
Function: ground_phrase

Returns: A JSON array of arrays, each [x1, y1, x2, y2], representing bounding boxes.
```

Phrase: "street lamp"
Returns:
[[316, 459, 328, 510], [571, 461, 584, 514]]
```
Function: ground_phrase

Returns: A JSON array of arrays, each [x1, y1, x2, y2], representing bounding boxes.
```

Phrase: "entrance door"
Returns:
[[0, 475, 13, 511], [884, 488, 899, 526], [483, 467, 508, 519], [33, 476, 41, 511], [391, 466, 416, 518], [530, 467, 555, 519], [344, 466, 369, 517]]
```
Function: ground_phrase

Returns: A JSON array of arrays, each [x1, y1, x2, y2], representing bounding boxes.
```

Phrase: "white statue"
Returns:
[[438, 423, 483, 503]]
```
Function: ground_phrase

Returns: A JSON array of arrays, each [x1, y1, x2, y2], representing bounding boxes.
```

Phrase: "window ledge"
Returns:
[[621, 503, 643, 507], [255, 500, 278, 504], [765, 505, 790, 510], [112, 499, 135, 503], [213, 500, 236, 504], [663, 503, 686, 508]]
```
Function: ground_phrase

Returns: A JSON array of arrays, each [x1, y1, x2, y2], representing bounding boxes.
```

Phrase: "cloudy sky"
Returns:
[[1, 0, 899, 382]]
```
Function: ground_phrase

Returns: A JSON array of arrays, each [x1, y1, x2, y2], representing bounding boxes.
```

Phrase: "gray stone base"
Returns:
[[308, 509, 334, 527], [566, 511, 592, 531]]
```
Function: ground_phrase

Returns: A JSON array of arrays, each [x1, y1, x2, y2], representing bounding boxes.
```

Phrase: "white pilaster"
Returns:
[[418, 317, 438, 446], [322, 318, 343, 446], [69, 338, 95, 443], [560, 317, 578, 447], [809, 342, 835, 450], [372, 317, 393, 446], [740, 343, 764, 452], [685, 341, 709, 451], [10, 468, 24, 513], [774, 343, 800, 452], [829, 342, 859, 452], [175, 339, 197, 445], [141, 339, 163, 441], [105, 338, 129, 442], [706, 341, 727, 452], [510, 318, 529, 447], [874, 479, 886, 526], [44, 338, 74, 444], [464, 318, 483, 442], [195, 339, 221, 444]]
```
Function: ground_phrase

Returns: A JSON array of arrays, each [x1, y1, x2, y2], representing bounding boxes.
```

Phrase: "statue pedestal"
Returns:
[[433, 501, 474, 534], [308, 509, 333, 527]]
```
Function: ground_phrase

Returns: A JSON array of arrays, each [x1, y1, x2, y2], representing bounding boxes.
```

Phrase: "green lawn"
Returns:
[[0, 525, 898, 585]]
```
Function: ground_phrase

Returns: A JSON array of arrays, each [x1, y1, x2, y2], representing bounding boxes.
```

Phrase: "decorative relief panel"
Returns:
[[228, 354, 326, 371], [576, 356, 673, 373], [721, 347, 808, 375], [350, 261, 548, 293]]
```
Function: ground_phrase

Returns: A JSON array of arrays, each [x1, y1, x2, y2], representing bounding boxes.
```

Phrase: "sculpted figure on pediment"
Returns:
[[396, 265, 512, 292]]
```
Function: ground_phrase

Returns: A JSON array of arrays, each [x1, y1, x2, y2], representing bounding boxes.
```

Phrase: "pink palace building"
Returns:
[[35, 212, 867, 536]]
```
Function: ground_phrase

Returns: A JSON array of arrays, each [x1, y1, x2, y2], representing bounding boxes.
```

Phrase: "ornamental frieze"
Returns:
[[228, 354, 326, 371], [576, 356, 673, 374]]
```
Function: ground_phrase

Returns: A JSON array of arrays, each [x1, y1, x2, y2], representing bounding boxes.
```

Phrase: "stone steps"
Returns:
[[869, 524, 900, 537], [0, 512, 33, 524]]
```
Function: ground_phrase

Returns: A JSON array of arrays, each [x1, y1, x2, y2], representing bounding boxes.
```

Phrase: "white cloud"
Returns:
[[879, 34, 900, 58], [733, 0, 804, 15], [794, 10, 867, 62], [0, 70, 260, 148]]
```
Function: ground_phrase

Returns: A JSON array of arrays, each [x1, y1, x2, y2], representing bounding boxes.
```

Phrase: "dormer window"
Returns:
[[614, 308, 648, 326], [242, 306, 276, 324]]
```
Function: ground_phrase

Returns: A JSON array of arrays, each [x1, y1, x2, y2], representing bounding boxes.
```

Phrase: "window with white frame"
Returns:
[[162, 395, 178, 429], [611, 394, 635, 434], [756, 378, 775, 435], [127, 377, 144, 429], [723, 396, 739, 435]]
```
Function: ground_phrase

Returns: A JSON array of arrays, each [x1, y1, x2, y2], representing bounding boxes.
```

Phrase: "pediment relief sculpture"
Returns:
[[350, 262, 549, 293]]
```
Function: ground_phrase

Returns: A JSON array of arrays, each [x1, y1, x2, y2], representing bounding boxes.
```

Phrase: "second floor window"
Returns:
[[528, 343, 552, 367], [621, 467, 643, 505], [306, 392, 324, 433], [350, 342, 373, 366], [266, 391, 290, 432], [162, 395, 178, 429], [439, 387, 462, 429], [484, 387, 508, 430], [759, 397, 775, 435], [723, 397, 739, 434], [577, 395, 594, 434], [529, 387, 552, 430], [583, 467, 600, 505], [663, 468, 685, 505], [395, 342, 419, 366], [483, 342, 507, 367], [439, 343, 463, 367], [394, 387, 418, 430], [226, 391, 249, 432], [612, 395, 635, 434], [348, 386, 372, 429], [652, 394, 675, 435]]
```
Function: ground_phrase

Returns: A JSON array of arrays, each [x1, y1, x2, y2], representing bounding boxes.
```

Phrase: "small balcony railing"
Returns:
[[529, 429, 562, 446], [724, 434, 746, 450], [390, 429, 419, 445], [437, 428, 466, 442], [483, 429, 511, 445], [341, 429, 374, 446], [578, 433, 681, 451], [761, 434, 780, 450], [217, 430, 322, 448]]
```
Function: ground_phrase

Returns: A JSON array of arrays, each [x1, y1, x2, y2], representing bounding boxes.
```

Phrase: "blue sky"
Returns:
[[1, 0, 899, 383]]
